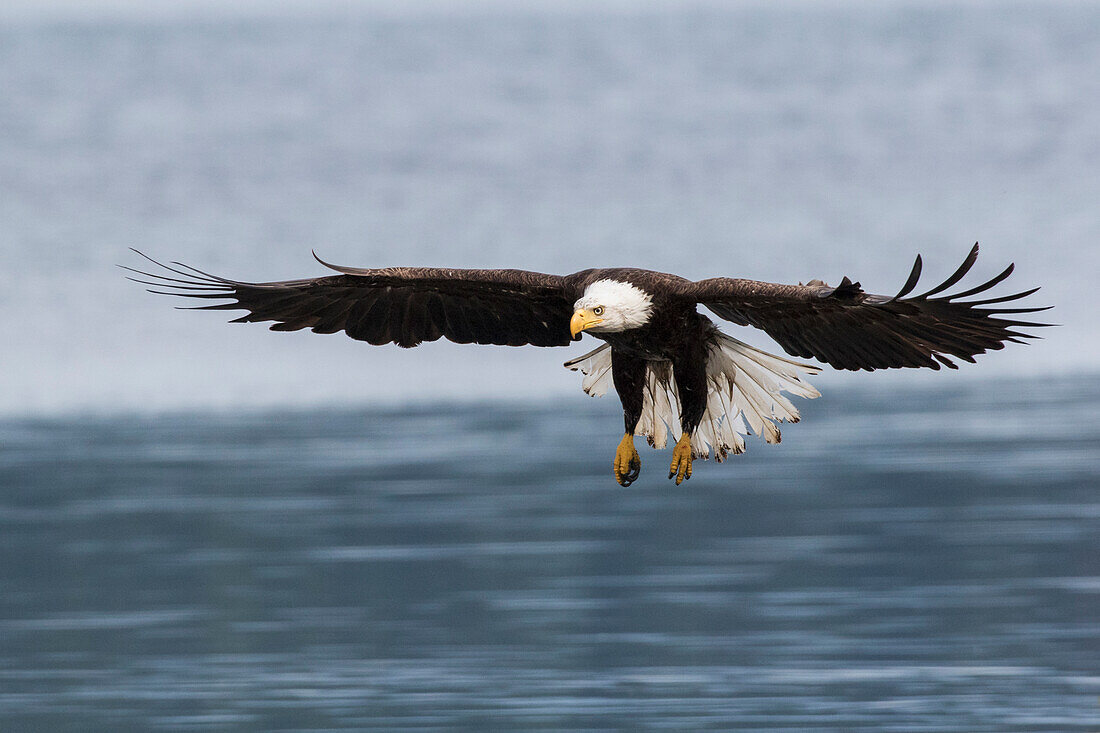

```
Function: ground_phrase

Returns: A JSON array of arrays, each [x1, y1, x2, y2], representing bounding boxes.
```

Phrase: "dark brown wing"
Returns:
[[684, 244, 1051, 371], [124, 250, 580, 348]]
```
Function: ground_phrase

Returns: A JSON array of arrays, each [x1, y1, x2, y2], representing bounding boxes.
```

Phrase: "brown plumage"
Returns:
[[125, 243, 1049, 485], [687, 244, 1047, 370], [126, 243, 1046, 368]]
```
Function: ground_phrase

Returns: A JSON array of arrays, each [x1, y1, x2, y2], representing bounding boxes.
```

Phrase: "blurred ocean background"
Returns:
[[1, 1, 1098, 730]]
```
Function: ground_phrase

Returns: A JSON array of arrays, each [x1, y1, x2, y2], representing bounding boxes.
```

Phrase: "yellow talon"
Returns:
[[613, 433, 641, 487], [669, 433, 693, 485]]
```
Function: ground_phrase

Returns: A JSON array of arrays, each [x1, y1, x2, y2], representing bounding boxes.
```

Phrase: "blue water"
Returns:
[[2, 376, 1098, 730]]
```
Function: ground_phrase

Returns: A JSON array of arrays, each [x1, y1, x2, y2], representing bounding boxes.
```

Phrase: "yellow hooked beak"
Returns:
[[570, 308, 604, 339]]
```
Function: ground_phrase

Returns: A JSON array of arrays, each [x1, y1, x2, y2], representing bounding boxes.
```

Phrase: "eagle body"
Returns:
[[579, 286, 717, 439], [571, 269, 697, 360], [127, 245, 1049, 486]]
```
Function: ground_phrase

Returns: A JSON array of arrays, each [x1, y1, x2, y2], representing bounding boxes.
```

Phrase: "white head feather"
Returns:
[[574, 279, 654, 332]]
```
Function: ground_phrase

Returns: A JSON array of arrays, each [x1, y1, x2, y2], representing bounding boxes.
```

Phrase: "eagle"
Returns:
[[126, 243, 1048, 486]]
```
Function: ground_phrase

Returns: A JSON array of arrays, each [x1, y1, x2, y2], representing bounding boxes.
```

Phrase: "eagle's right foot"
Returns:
[[669, 433, 693, 485], [614, 433, 641, 487]]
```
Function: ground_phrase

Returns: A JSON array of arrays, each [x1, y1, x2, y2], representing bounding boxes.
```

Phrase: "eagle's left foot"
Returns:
[[614, 433, 641, 487], [669, 433, 693, 485]]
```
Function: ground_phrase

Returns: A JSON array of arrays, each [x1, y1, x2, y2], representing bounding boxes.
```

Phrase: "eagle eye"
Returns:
[[593, 306, 604, 316]]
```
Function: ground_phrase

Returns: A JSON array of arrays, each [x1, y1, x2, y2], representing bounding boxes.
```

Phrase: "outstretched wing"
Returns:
[[124, 250, 579, 348], [684, 244, 1051, 371]]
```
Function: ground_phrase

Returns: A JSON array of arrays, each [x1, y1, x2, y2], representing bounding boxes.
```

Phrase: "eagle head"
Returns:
[[570, 279, 654, 338]]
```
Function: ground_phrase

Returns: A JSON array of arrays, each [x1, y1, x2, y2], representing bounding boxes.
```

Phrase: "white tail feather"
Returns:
[[564, 334, 821, 461], [563, 345, 616, 397]]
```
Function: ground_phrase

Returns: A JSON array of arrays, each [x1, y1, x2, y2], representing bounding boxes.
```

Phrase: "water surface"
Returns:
[[2, 376, 1097, 730]]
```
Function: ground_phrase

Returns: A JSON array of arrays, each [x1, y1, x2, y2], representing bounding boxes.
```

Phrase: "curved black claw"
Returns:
[[619, 456, 641, 487]]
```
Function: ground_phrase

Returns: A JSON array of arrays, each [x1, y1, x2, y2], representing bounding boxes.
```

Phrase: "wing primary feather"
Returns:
[[176, 303, 243, 311], [169, 260, 245, 286], [146, 289, 232, 298], [990, 318, 1054, 328], [119, 265, 225, 288], [125, 276, 226, 291], [933, 353, 959, 369], [961, 286, 1041, 306], [892, 254, 923, 300], [916, 242, 979, 298], [946, 262, 1015, 300], [974, 305, 1053, 315], [963, 286, 1038, 305], [129, 249, 225, 284]]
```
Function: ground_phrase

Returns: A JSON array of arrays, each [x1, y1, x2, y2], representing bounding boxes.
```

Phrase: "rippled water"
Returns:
[[1, 376, 1097, 730]]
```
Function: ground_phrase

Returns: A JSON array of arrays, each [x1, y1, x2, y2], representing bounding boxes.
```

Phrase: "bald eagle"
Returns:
[[126, 244, 1048, 486]]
